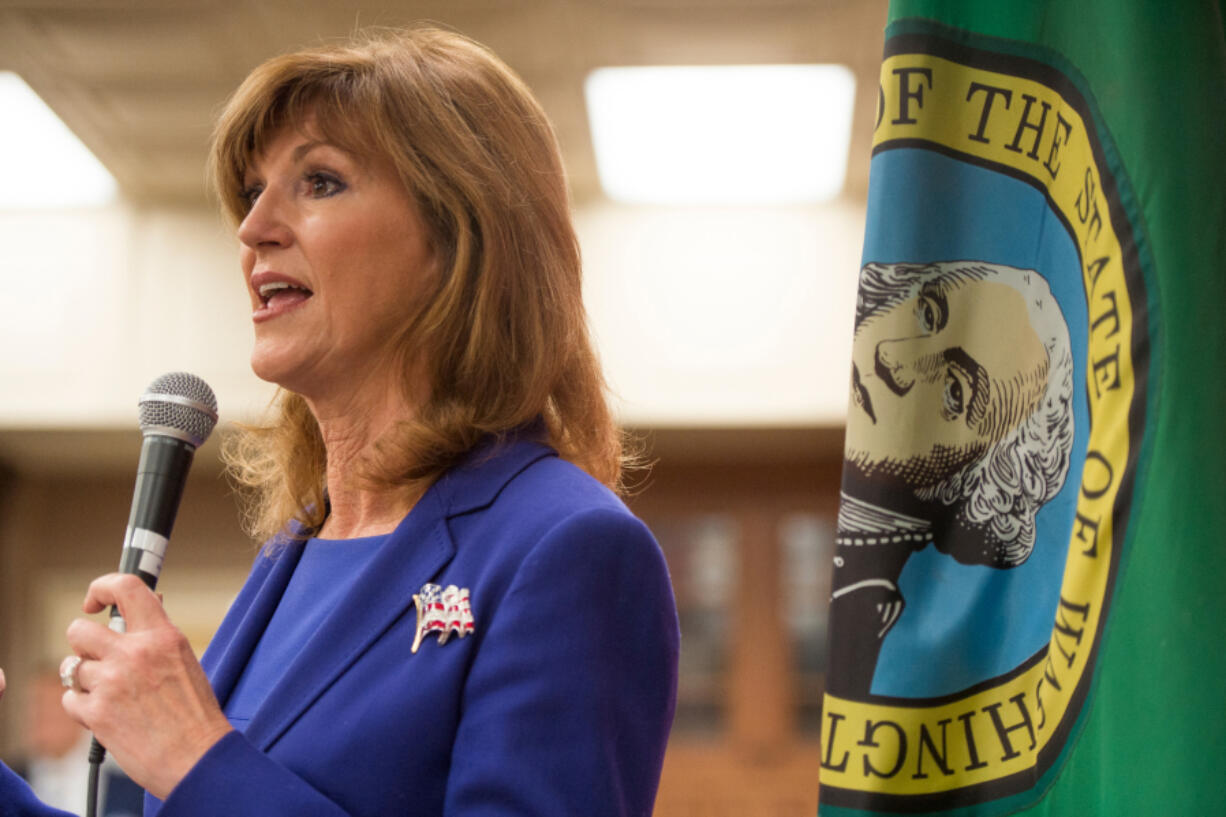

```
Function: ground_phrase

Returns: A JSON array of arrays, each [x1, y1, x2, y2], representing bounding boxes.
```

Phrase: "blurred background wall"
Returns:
[[0, 1, 888, 814]]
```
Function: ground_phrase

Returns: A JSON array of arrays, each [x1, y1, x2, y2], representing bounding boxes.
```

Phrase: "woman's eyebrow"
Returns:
[[291, 140, 330, 162]]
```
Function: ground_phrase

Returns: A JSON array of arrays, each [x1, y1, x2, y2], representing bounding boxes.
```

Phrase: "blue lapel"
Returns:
[[202, 542, 304, 707], [213, 436, 556, 752]]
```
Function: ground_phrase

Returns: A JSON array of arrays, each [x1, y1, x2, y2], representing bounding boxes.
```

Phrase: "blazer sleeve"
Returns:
[[153, 731, 355, 817], [0, 762, 77, 817], [444, 506, 680, 817]]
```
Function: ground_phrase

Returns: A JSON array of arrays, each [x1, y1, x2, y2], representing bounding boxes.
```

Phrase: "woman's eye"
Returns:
[[306, 173, 345, 198], [942, 369, 966, 419], [238, 185, 262, 210]]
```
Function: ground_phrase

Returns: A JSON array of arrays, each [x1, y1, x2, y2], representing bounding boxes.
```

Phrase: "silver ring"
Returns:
[[59, 655, 83, 692]]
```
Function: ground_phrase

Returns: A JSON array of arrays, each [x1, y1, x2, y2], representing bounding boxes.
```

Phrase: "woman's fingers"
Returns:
[[69, 573, 166, 660], [70, 656, 102, 694], [65, 616, 122, 661], [59, 573, 233, 798], [81, 573, 169, 631]]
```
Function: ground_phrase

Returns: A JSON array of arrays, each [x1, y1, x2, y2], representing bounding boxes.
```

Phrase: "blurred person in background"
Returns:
[[11, 668, 90, 812], [3, 669, 145, 817], [0, 27, 678, 817]]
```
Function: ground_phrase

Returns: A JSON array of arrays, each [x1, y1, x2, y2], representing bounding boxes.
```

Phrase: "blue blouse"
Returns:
[[224, 535, 388, 731]]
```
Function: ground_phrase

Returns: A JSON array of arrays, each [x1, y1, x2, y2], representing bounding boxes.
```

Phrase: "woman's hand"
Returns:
[[61, 573, 233, 800]]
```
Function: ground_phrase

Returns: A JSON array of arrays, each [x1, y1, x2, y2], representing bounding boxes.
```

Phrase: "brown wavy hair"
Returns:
[[209, 27, 625, 541]]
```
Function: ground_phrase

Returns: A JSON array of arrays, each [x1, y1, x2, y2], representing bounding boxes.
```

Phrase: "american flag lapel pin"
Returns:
[[412, 583, 475, 654]]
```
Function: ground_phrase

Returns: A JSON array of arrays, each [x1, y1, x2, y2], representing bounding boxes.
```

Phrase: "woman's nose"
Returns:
[[237, 189, 292, 250]]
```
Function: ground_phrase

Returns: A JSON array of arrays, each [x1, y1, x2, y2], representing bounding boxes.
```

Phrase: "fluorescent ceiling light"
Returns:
[[0, 72, 118, 208], [585, 64, 855, 205]]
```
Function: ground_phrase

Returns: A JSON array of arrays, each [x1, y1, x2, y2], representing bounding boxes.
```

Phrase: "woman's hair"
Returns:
[[209, 27, 625, 541]]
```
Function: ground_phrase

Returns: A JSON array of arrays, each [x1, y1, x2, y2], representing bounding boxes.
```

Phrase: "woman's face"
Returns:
[[237, 122, 434, 402]]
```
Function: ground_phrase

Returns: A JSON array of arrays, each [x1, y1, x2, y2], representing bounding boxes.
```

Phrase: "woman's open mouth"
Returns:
[[257, 281, 314, 310], [251, 274, 315, 321]]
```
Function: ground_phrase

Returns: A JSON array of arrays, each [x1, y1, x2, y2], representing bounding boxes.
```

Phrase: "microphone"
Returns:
[[109, 372, 218, 632], [85, 373, 218, 817]]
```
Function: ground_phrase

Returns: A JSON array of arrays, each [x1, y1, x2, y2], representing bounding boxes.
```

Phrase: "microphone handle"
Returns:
[[109, 433, 196, 632]]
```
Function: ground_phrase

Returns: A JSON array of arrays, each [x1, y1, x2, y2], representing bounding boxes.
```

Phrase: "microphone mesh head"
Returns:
[[138, 372, 219, 447]]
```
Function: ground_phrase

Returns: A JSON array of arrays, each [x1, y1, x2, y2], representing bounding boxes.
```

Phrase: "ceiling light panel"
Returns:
[[0, 72, 118, 209], [585, 64, 855, 205]]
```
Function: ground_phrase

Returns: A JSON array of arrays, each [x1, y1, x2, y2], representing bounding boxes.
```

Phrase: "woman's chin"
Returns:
[[249, 352, 313, 394]]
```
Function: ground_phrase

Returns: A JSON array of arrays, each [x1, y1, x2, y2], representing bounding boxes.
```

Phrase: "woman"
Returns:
[[0, 27, 678, 817]]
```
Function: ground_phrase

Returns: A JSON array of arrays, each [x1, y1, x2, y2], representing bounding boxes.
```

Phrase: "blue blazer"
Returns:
[[1, 438, 678, 817]]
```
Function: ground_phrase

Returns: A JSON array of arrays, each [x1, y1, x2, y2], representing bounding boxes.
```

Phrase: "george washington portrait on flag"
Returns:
[[829, 259, 1075, 697]]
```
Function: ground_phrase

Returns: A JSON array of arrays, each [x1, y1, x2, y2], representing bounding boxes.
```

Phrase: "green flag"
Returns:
[[821, 2, 1226, 814]]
